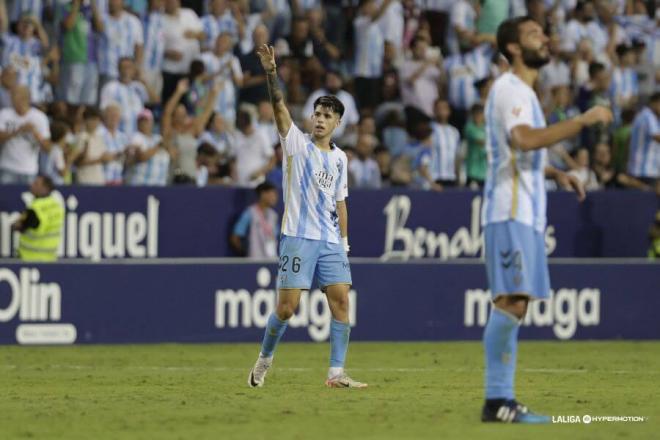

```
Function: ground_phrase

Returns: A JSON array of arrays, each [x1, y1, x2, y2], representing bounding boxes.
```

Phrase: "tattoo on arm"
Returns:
[[266, 70, 283, 106]]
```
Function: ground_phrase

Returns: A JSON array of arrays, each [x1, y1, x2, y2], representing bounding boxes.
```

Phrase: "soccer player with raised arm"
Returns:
[[248, 45, 366, 389], [480, 17, 612, 423]]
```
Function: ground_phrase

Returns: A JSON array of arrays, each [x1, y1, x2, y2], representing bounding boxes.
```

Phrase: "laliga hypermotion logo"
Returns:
[[0, 268, 76, 344]]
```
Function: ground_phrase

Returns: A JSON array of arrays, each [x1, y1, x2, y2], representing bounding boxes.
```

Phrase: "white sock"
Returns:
[[328, 366, 344, 378]]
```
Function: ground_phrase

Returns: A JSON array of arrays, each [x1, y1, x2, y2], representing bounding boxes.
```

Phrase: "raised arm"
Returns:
[[511, 106, 613, 151], [161, 79, 189, 138], [256, 44, 291, 137]]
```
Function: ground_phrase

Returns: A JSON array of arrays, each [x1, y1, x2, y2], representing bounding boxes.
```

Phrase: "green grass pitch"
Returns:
[[2, 341, 658, 439]]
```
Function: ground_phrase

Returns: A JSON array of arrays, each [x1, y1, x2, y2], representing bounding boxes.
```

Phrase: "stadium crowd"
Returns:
[[0, 0, 657, 192]]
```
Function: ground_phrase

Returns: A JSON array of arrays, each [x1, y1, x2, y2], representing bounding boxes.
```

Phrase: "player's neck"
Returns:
[[512, 62, 539, 89], [312, 136, 332, 152]]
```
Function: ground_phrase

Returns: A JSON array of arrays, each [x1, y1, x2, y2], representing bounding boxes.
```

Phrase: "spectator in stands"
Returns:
[[307, 7, 342, 71], [463, 103, 486, 189], [426, 98, 460, 189], [576, 62, 612, 149], [162, 79, 221, 180], [612, 108, 635, 173], [302, 70, 359, 140], [610, 44, 639, 122], [539, 33, 571, 107], [275, 17, 324, 91], [399, 36, 442, 118], [182, 59, 209, 116], [477, 0, 508, 36], [233, 108, 275, 188], [194, 142, 221, 186], [547, 85, 580, 170], [627, 92, 660, 186], [239, 24, 270, 104], [443, 43, 493, 131], [374, 145, 391, 186], [592, 142, 652, 190], [97, 0, 144, 87], [40, 120, 70, 185], [0, 85, 51, 184], [257, 101, 279, 147], [59, 0, 104, 108], [142, 0, 166, 99], [353, 0, 390, 111], [568, 148, 600, 191], [350, 134, 382, 189], [375, 0, 404, 59], [162, 0, 204, 104], [265, 143, 283, 190], [561, 1, 604, 57], [236, 1, 274, 56], [0, 11, 49, 104], [230, 181, 279, 258], [8, 0, 46, 23], [75, 106, 111, 185], [99, 102, 129, 185], [201, 0, 245, 51], [198, 112, 234, 159], [12, 174, 64, 262], [0, 66, 17, 108], [100, 57, 153, 136], [125, 109, 173, 186], [447, 0, 479, 55], [198, 32, 244, 127]]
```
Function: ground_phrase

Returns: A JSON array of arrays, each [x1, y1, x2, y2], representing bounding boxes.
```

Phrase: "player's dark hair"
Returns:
[[497, 16, 537, 64], [50, 120, 69, 143], [313, 95, 344, 118], [256, 181, 276, 195], [588, 62, 606, 79]]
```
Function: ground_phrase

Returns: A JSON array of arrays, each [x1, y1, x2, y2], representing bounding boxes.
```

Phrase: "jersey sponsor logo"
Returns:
[[314, 169, 336, 194], [464, 288, 601, 339], [0, 268, 77, 344], [215, 267, 357, 342]]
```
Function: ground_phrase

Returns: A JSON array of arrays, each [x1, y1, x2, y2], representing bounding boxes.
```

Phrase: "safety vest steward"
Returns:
[[18, 195, 65, 262]]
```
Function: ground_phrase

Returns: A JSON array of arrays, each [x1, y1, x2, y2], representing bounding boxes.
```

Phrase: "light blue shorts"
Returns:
[[276, 235, 352, 291], [484, 220, 550, 299]]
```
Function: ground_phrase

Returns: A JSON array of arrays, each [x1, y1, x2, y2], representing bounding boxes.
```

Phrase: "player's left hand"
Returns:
[[556, 172, 586, 202]]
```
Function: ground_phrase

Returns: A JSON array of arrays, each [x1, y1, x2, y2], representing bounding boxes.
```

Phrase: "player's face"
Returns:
[[518, 21, 550, 69], [311, 106, 340, 139]]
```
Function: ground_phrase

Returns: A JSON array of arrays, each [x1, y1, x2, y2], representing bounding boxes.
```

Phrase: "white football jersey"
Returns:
[[280, 123, 348, 244], [482, 72, 548, 233]]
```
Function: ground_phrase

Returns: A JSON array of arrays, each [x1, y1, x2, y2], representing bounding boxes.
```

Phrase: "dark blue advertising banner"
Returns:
[[0, 261, 657, 345], [0, 186, 657, 259]]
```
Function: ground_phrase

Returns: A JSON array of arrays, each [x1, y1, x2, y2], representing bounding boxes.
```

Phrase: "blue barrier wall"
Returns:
[[0, 186, 657, 259], [0, 261, 657, 345]]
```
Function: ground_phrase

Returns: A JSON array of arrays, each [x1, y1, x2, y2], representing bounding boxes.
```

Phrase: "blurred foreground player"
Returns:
[[248, 44, 365, 388], [480, 16, 612, 423]]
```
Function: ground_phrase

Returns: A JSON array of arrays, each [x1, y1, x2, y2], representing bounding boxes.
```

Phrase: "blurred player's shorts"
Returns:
[[277, 235, 352, 291], [484, 220, 550, 300]]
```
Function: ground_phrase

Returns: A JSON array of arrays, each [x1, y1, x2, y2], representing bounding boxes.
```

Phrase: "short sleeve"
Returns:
[[336, 153, 348, 202], [280, 122, 308, 156], [499, 86, 535, 136], [233, 208, 252, 237]]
